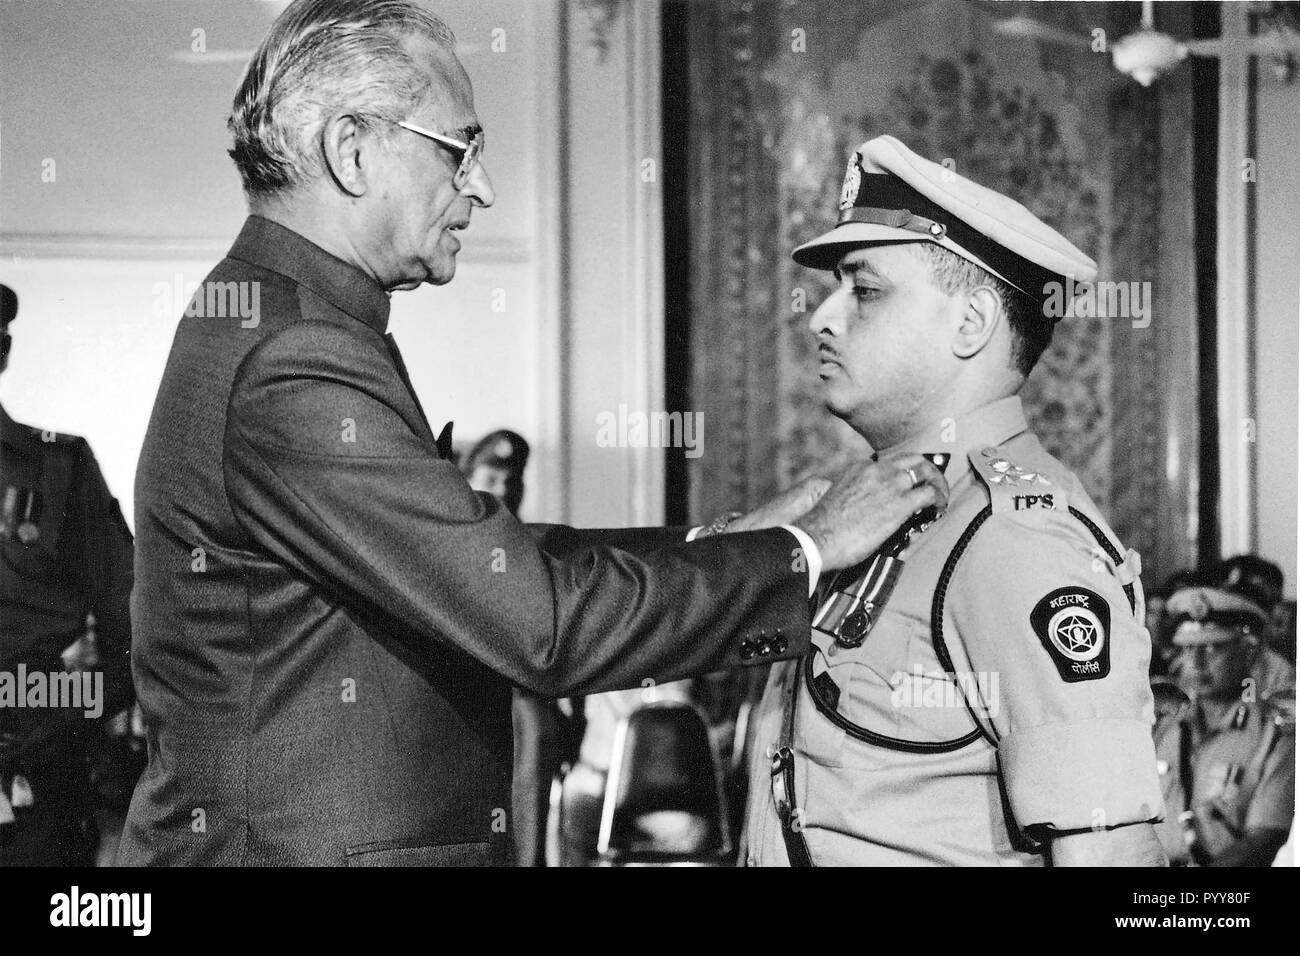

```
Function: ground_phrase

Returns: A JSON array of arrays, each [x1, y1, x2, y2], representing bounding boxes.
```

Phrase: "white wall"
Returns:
[[1252, 69, 1300, 597]]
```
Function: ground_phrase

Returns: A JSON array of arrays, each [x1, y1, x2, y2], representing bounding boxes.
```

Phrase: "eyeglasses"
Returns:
[[395, 120, 484, 190]]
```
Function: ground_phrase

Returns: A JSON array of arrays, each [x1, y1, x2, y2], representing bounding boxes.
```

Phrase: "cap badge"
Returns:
[[839, 155, 863, 212]]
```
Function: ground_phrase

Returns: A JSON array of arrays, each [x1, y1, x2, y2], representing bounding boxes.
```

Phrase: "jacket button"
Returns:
[[756, 639, 771, 657], [740, 639, 755, 660], [773, 636, 788, 654]]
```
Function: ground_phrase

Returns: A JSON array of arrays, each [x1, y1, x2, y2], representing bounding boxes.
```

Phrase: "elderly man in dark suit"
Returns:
[[119, 0, 946, 866]]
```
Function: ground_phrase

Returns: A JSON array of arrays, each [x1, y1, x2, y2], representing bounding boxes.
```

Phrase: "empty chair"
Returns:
[[594, 702, 732, 866]]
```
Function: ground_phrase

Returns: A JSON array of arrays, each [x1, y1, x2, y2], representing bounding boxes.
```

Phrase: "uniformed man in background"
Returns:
[[741, 136, 1166, 866], [1212, 554, 1295, 665], [1153, 585, 1294, 866], [0, 282, 136, 865]]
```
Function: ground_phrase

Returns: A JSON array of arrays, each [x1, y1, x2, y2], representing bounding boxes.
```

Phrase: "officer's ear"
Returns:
[[951, 285, 1002, 360]]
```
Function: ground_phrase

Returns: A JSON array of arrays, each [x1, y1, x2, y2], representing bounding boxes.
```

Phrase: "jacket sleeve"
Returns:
[[528, 523, 694, 557], [222, 322, 810, 697]]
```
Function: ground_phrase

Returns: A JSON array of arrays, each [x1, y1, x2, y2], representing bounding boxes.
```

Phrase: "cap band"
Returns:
[[1169, 610, 1265, 634], [840, 173, 1063, 299]]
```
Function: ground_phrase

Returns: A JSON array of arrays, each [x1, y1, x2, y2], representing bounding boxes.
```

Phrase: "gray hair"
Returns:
[[228, 0, 455, 199]]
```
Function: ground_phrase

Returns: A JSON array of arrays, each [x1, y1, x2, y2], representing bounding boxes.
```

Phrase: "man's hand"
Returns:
[[793, 452, 948, 570], [727, 476, 832, 534]]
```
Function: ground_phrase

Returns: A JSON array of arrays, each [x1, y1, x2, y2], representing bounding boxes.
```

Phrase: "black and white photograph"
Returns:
[[0, 0, 1296, 919]]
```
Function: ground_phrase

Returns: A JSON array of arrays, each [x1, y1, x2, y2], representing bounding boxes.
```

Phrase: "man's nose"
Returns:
[[465, 160, 495, 208], [807, 289, 845, 337]]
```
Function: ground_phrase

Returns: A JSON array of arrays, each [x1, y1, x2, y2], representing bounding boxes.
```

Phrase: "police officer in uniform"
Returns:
[[0, 282, 136, 865], [741, 137, 1166, 866], [1213, 554, 1294, 665], [1153, 586, 1294, 866]]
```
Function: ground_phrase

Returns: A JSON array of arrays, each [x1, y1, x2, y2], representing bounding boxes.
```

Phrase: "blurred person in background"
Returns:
[[1153, 585, 1294, 865], [461, 429, 581, 867], [1146, 569, 1209, 677], [0, 282, 136, 866], [1213, 554, 1294, 666]]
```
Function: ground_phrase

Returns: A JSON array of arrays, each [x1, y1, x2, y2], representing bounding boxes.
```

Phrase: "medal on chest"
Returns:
[[812, 453, 949, 648]]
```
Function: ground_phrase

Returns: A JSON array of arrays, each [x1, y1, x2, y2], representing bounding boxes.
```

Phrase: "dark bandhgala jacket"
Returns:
[[120, 216, 810, 866]]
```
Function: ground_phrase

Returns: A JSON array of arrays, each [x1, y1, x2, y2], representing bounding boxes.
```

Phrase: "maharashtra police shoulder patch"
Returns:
[[1030, 587, 1111, 682]]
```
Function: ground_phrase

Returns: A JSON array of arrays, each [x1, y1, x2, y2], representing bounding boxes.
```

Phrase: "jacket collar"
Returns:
[[227, 215, 391, 334]]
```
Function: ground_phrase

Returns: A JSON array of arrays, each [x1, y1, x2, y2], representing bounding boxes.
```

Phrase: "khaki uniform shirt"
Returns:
[[742, 397, 1163, 865], [1153, 649, 1295, 864]]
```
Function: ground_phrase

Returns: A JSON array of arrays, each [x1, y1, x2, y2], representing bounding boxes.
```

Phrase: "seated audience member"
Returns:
[[1152, 585, 1295, 866], [1147, 569, 1208, 677]]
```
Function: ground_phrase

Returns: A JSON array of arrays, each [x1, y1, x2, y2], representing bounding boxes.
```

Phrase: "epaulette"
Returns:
[[966, 444, 1070, 516], [964, 443, 1143, 611]]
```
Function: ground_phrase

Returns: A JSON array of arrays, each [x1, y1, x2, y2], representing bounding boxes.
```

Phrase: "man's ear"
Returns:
[[320, 114, 371, 198], [952, 285, 1002, 359]]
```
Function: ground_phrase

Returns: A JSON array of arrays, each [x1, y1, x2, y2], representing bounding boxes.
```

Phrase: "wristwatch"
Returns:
[[696, 511, 744, 538]]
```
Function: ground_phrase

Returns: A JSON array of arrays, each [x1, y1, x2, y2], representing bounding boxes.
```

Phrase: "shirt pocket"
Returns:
[[797, 608, 983, 770]]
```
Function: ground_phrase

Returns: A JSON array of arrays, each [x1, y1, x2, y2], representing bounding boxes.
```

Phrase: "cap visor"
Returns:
[[792, 222, 929, 270]]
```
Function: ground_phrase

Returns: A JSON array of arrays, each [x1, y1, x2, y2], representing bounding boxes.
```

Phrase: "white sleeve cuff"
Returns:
[[684, 526, 703, 542], [781, 525, 822, 597]]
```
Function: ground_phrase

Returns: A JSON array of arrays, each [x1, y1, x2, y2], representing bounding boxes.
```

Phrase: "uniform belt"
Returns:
[[770, 661, 814, 867]]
